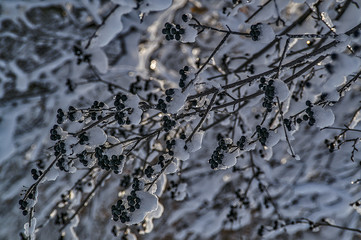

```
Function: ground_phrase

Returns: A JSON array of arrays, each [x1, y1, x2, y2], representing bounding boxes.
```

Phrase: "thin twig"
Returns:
[[184, 32, 230, 90], [276, 38, 290, 79], [276, 97, 296, 158], [186, 92, 218, 142], [23, 156, 60, 202]]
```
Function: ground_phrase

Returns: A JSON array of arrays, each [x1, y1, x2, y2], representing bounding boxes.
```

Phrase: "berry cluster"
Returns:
[[182, 14, 190, 23], [303, 101, 316, 126], [111, 179, 142, 223], [66, 78, 74, 92], [236, 192, 250, 208], [259, 78, 275, 112], [168, 180, 178, 199], [226, 205, 238, 223], [115, 111, 131, 125], [73, 45, 91, 65], [324, 139, 336, 153], [76, 150, 88, 166], [90, 101, 105, 120], [132, 178, 141, 191], [132, 167, 143, 178], [165, 88, 175, 102], [54, 140, 66, 156], [256, 125, 269, 146], [68, 106, 77, 122], [250, 23, 262, 41], [156, 99, 168, 113], [283, 100, 316, 131], [55, 212, 68, 225], [327, 54, 337, 72], [157, 155, 165, 168], [208, 139, 228, 169], [283, 101, 316, 130], [325, 53, 338, 74], [114, 94, 131, 125], [31, 168, 42, 180], [95, 147, 124, 174], [120, 175, 131, 188], [50, 125, 61, 141], [162, 22, 185, 41], [162, 115, 176, 132], [78, 132, 89, 145], [129, 77, 143, 94], [283, 118, 292, 131], [19, 199, 29, 216], [166, 139, 176, 156], [111, 200, 130, 223], [56, 109, 65, 124], [180, 133, 186, 140], [114, 94, 127, 110], [56, 157, 69, 171], [236, 136, 246, 150], [178, 66, 189, 88], [325, 63, 334, 74], [258, 225, 264, 236], [144, 166, 154, 178]]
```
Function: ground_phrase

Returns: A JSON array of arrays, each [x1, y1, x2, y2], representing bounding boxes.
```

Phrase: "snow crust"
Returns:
[[87, 127, 107, 146], [313, 106, 335, 128], [127, 191, 158, 225]]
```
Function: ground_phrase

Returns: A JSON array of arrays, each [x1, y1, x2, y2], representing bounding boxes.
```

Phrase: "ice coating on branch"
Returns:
[[186, 131, 204, 153], [173, 139, 190, 160], [127, 191, 158, 225], [312, 106, 335, 128], [218, 150, 239, 170], [89, 6, 133, 48], [274, 79, 289, 102], [142, 203, 164, 233], [87, 127, 107, 146], [154, 173, 167, 196], [44, 167, 59, 182], [325, 54, 361, 90], [63, 214, 80, 240], [177, 13, 198, 43], [181, 25, 198, 43], [321, 12, 334, 31], [126, 94, 142, 124], [174, 183, 187, 201], [259, 24, 275, 44], [59, 126, 68, 141], [104, 137, 123, 155], [140, 0, 172, 13], [24, 218, 36, 240], [165, 161, 178, 174], [82, 180, 94, 193], [126, 233, 137, 240], [266, 130, 281, 148], [111, 0, 136, 7], [349, 110, 361, 129], [86, 47, 108, 74], [167, 89, 188, 114]]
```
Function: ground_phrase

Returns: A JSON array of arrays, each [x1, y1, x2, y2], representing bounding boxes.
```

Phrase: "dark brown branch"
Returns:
[[185, 32, 231, 89]]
